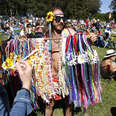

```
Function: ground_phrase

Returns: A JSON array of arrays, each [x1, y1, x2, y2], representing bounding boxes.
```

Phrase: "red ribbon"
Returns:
[[74, 34, 77, 54], [65, 35, 71, 53]]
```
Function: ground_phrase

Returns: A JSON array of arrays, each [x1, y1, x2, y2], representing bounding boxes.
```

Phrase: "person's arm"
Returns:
[[9, 61, 33, 116], [0, 61, 33, 116], [9, 89, 33, 116]]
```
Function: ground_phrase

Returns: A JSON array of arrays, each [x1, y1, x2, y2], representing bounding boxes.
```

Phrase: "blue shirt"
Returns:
[[0, 83, 33, 116]]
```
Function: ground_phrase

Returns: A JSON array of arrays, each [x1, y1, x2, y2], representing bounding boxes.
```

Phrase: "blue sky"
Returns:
[[100, 0, 112, 13]]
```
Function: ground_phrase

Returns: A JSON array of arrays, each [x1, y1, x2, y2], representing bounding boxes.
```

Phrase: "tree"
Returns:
[[110, 0, 116, 11], [110, 0, 116, 20], [0, 0, 101, 19], [0, 0, 9, 15]]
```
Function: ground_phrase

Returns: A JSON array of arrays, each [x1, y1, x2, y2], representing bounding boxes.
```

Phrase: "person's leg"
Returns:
[[45, 101, 54, 116], [65, 104, 72, 116], [64, 97, 72, 116]]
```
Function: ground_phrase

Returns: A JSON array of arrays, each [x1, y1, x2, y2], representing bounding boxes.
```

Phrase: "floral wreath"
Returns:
[[46, 11, 54, 23]]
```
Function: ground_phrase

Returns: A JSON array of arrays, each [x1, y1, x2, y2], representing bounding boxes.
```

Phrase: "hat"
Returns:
[[104, 49, 116, 58], [107, 24, 110, 28]]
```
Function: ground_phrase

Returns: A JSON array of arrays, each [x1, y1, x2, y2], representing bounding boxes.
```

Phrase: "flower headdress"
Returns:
[[46, 11, 54, 23], [46, 11, 54, 54]]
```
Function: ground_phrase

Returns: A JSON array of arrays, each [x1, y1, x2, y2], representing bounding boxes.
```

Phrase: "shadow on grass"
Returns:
[[111, 107, 116, 116]]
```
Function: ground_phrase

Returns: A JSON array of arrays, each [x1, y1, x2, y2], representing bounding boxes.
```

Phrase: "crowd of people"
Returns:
[[0, 7, 116, 116], [0, 10, 115, 42]]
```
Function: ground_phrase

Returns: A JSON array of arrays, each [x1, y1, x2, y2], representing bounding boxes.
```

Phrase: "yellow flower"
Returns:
[[46, 11, 54, 23], [10, 52, 13, 56], [27, 59, 32, 66], [16, 55, 21, 62], [30, 55, 34, 60], [6, 58, 11, 65], [2, 62, 7, 69], [2, 56, 14, 69]]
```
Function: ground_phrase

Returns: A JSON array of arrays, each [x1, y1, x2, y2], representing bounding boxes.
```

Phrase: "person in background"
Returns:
[[26, 24, 33, 38], [0, 61, 33, 116], [104, 24, 112, 40], [94, 30, 105, 48], [34, 24, 44, 38], [101, 49, 116, 79], [85, 18, 89, 29]]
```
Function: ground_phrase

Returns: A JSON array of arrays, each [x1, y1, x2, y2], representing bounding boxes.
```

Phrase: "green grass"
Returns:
[[31, 78, 116, 116]]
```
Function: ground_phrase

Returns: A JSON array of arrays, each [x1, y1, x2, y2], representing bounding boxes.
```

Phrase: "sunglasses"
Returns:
[[54, 16, 67, 22]]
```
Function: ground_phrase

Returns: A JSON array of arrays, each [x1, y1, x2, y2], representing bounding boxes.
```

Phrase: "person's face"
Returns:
[[110, 56, 116, 60], [53, 9, 65, 32], [35, 26, 43, 33]]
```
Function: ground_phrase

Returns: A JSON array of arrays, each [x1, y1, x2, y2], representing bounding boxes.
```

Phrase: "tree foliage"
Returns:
[[111, 0, 116, 11], [0, 0, 101, 19], [94, 13, 110, 22], [110, 0, 116, 20]]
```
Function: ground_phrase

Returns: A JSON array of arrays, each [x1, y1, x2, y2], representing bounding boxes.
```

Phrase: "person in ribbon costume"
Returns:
[[45, 7, 72, 116], [44, 7, 99, 116]]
